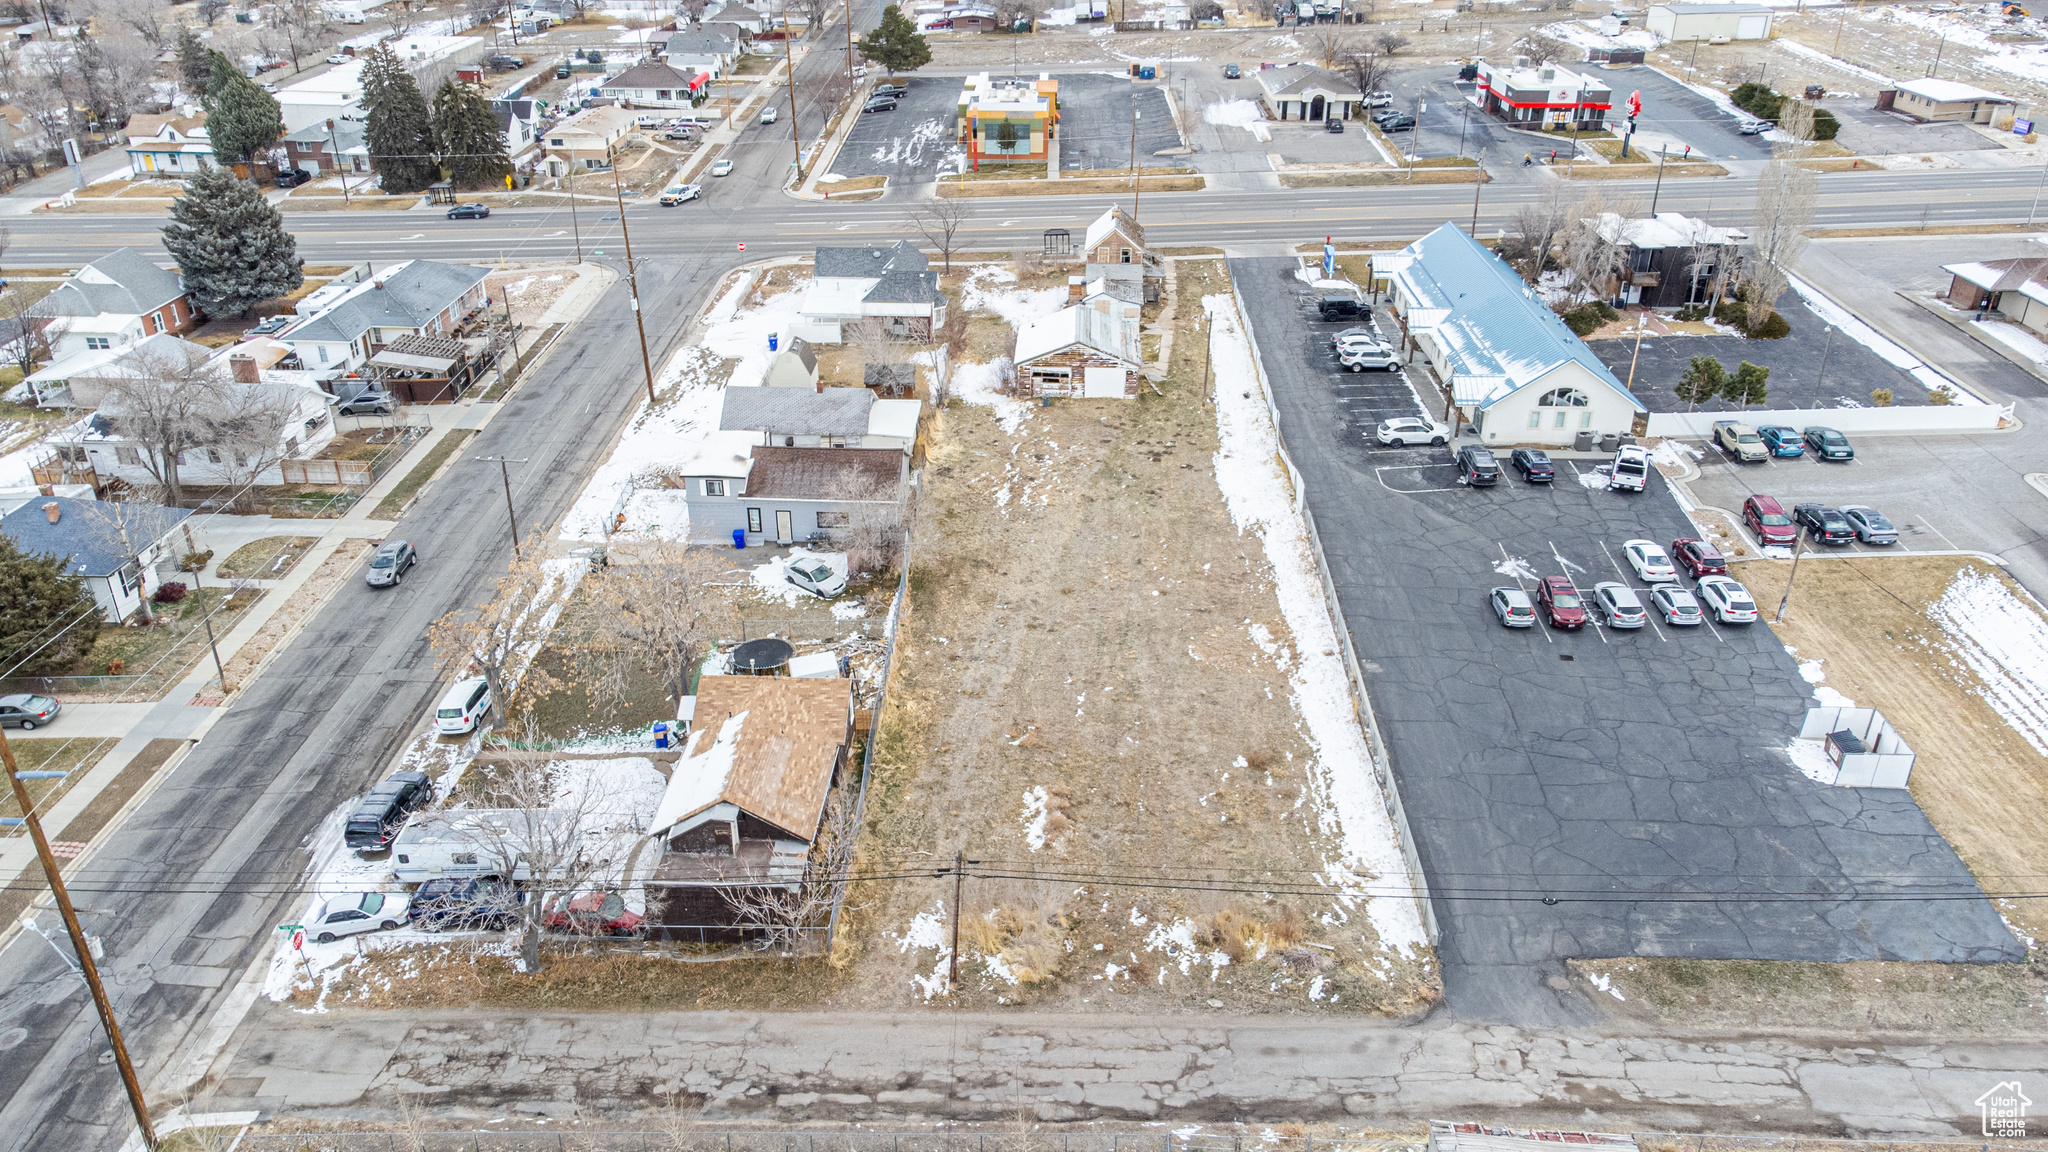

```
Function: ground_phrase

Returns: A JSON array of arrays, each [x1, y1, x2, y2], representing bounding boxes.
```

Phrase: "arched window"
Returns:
[[1537, 387, 1590, 408]]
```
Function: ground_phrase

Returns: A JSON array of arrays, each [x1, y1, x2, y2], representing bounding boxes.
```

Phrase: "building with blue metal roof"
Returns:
[[1371, 223, 1648, 448]]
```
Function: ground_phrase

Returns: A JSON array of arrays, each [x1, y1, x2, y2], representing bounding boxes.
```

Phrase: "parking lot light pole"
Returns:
[[1815, 324, 1836, 391]]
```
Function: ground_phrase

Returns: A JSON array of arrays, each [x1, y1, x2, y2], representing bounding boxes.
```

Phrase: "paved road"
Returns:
[[2, 147, 2046, 1147], [1226, 255, 2021, 1028], [212, 1004, 2046, 1134]]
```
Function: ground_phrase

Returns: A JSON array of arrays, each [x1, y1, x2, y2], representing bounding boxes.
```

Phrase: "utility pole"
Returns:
[[326, 119, 350, 206], [475, 456, 528, 558], [1468, 158, 1483, 236], [1649, 144, 1668, 215], [1129, 104, 1139, 216], [201, 611, 227, 693], [784, 21, 804, 178], [845, 0, 855, 86], [1623, 313, 1649, 392], [1, 729, 156, 1151], [2029, 149, 2048, 224], [1775, 544, 1807, 623], [946, 849, 963, 992], [565, 158, 583, 264], [609, 167, 658, 406]]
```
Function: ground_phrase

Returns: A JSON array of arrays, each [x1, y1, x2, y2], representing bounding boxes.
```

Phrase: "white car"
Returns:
[[1649, 584, 1704, 626], [710, 158, 734, 176], [1334, 333, 1389, 354], [1374, 416, 1449, 447], [760, 106, 778, 124], [785, 555, 848, 599], [1330, 326, 1377, 345], [1340, 346, 1401, 372], [1622, 539, 1678, 583], [326, 53, 349, 65], [310, 891, 410, 943], [435, 676, 493, 736], [1592, 581, 1648, 629], [1696, 575, 1758, 624]]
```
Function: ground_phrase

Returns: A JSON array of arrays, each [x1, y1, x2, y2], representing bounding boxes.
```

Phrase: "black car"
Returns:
[[447, 202, 490, 219], [1324, 116, 1344, 133], [862, 97, 898, 113], [871, 82, 907, 99], [1378, 114, 1417, 132], [1794, 503, 1856, 545], [486, 54, 524, 71], [1457, 444, 1500, 486], [343, 770, 434, 851], [1224, 63, 1241, 79], [555, 64, 571, 78], [412, 876, 525, 931], [338, 390, 395, 416], [1510, 447, 1555, 483], [273, 167, 312, 188], [1317, 296, 1365, 321]]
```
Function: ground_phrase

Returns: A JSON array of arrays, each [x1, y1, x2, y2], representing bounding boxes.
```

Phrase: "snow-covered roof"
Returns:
[[720, 385, 872, 437], [1943, 257, 2048, 292], [1372, 223, 1643, 414], [1650, 3, 1770, 13], [1895, 77, 2012, 105], [1594, 212, 1746, 250], [681, 429, 760, 478], [867, 398, 922, 441], [1084, 205, 1144, 254]]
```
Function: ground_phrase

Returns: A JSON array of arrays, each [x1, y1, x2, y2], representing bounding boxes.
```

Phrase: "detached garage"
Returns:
[[1645, 3, 1773, 42]]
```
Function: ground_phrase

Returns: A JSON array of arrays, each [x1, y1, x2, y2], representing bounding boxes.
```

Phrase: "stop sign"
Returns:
[[291, 928, 305, 950]]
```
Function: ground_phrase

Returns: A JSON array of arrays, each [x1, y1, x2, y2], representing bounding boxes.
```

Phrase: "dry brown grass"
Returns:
[[1279, 169, 1479, 187], [938, 174, 1204, 198], [1561, 161, 1731, 179], [833, 258, 1439, 1015], [1734, 555, 2048, 947], [1569, 956, 2047, 1034]]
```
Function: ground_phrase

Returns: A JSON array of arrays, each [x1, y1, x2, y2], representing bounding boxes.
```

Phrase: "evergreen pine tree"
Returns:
[[1674, 355, 1725, 410], [161, 167, 305, 318], [857, 5, 931, 77], [1725, 361, 1771, 409], [361, 44, 440, 193], [178, 27, 210, 98], [0, 534, 101, 675], [203, 52, 284, 164], [431, 78, 512, 189]]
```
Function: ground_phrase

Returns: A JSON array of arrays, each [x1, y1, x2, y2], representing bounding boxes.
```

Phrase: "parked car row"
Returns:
[[1491, 534, 1759, 634], [1713, 420, 1855, 464], [1741, 493, 1895, 548], [308, 879, 643, 942]]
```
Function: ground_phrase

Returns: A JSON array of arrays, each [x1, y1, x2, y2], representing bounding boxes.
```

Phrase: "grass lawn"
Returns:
[[0, 738, 114, 822], [318, 427, 415, 462], [372, 430, 474, 520], [216, 535, 321, 580], [77, 587, 258, 684]]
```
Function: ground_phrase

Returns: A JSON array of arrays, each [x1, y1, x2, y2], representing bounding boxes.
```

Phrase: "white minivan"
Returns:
[[436, 677, 492, 736]]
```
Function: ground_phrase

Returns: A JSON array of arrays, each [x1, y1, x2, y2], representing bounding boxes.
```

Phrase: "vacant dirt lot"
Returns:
[[835, 259, 1437, 1016], [1735, 555, 2048, 951]]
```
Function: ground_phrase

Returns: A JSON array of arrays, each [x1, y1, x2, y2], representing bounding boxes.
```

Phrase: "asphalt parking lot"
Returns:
[[829, 78, 963, 182], [1621, 65, 1777, 160], [1051, 73, 1177, 172], [1825, 99, 2001, 156], [1679, 429, 2048, 595], [1585, 294, 1935, 412], [1229, 254, 2023, 1026]]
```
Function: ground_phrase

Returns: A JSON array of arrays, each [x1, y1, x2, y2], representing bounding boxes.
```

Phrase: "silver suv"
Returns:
[[1340, 345, 1400, 372]]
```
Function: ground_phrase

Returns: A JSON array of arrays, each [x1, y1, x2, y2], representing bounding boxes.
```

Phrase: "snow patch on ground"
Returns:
[[1814, 685, 1856, 708], [1578, 469, 1611, 491], [560, 273, 804, 542], [1020, 784, 1050, 851], [1586, 970, 1627, 1000], [1205, 98, 1271, 141], [963, 265, 1069, 331], [1790, 275, 1981, 405], [1649, 439, 1702, 469], [1799, 659, 1827, 685], [1785, 738, 1840, 785], [953, 358, 1029, 434], [1493, 555, 1538, 581], [1929, 566, 2048, 754], [1974, 318, 2048, 369], [1204, 292, 1428, 958], [747, 548, 849, 606]]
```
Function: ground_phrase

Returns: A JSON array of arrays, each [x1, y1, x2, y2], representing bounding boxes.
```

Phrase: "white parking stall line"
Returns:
[[1550, 541, 1607, 644], [1598, 541, 1669, 643], [1920, 519, 1963, 551], [1499, 543, 1552, 645]]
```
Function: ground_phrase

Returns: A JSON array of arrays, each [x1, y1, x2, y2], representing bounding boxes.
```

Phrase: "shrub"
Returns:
[[1746, 311, 1790, 339], [1869, 388, 1894, 407], [1713, 300, 1748, 327], [1674, 304, 1708, 322], [1929, 385, 1956, 405], [1731, 82, 1783, 121], [152, 581, 189, 604], [180, 549, 214, 572], [1560, 301, 1618, 336], [1812, 108, 1841, 141]]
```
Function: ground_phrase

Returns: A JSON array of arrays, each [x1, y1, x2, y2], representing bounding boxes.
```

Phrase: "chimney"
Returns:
[[42, 501, 59, 524], [815, 377, 823, 394], [372, 280, 384, 290], [37, 484, 52, 496], [229, 352, 260, 384]]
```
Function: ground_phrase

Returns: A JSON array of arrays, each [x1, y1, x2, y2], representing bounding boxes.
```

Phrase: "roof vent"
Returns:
[[372, 280, 384, 289], [1513, 54, 1530, 68]]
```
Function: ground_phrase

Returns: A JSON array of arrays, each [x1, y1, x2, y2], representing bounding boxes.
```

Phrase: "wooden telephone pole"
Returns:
[[1, 728, 155, 1149]]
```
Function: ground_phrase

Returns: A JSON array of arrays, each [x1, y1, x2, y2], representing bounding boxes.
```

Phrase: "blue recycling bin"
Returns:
[[732, 528, 746, 549], [652, 721, 670, 749], [768, 333, 779, 352]]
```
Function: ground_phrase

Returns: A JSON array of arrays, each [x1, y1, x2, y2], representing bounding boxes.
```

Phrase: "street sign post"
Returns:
[[1623, 90, 1642, 159]]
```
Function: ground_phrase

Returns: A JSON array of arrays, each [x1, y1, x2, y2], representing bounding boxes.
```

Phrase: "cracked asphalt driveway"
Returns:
[[1224, 256, 2022, 1027]]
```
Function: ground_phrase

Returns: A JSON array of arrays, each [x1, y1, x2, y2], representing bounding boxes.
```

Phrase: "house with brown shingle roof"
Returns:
[[676, 432, 906, 545]]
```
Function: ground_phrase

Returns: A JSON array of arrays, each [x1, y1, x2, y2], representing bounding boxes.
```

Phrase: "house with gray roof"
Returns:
[[600, 61, 708, 108], [0, 496, 197, 622], [662, 31, 740, 78], [718, 386, 921, 454], [28, 248, 196, 365], [795, 241, 947, 344], [1254, 64, 1361, 121], [276, 260, 490, 373], [678, 433, 907, 546], [281, 120, 371, 177], [1370, 222, 1647, 446]]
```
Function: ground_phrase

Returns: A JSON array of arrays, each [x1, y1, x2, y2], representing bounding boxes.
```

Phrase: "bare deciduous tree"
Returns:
[[203, 379, 308, 504], [1559, 193, 1641, 306], [833, 467, 907, 576], [1306, 26, 1347, 67], [1499, 185, 1576, 282], [427, 532, 569, 722], [911, 194, 969, 274], [720, 777, 856, 953], [842, 315, 898, 378], [1338, 48, 1390, 103], [1747, 157, 1814, 330], [457, 750, 618, 973], [99, 340, 226, 507], [579, 542, 735, 707]]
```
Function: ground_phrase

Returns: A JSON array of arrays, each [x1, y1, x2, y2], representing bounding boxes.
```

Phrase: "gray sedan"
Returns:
[[1840, 505, 1897, 545]]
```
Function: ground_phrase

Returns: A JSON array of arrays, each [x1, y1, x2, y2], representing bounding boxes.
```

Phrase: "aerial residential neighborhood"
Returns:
[[0, 0, 2044, 1149]]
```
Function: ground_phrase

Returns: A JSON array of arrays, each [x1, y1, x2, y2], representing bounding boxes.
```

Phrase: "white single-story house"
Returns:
[[1884, 78, 2016, 125], [1371, 222, 1648, 447], [794, 241, 947, 344], [1254, 64, 1363, 122], [599, 60, 709, 108], [718, 386, 921, 454], [0, 496, 197, 622], [678, 432, 906, 546]]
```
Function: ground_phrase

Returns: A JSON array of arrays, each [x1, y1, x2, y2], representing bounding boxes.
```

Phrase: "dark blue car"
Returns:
[[1757, 425, 1805, 457], [1510, 447, 1555, 483]]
